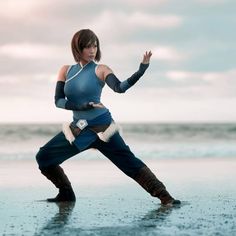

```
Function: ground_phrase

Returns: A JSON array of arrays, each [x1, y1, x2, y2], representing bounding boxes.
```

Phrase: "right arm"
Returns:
[[54, 65, 94, 111]]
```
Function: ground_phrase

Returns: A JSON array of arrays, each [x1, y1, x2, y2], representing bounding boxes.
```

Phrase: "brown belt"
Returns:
[[69, 123, 110, 138]]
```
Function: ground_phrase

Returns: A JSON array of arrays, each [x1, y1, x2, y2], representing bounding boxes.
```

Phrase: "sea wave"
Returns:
[[1, 123, 236, 142], [122, 123, 236, 141], [1, 123, 236, 160]]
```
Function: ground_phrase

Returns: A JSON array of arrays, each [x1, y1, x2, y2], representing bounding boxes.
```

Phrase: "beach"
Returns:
[[0, 158, 236, 236], [1, 123, 236, 235]]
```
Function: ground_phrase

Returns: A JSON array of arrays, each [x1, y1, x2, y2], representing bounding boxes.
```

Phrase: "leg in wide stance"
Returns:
[[92, 132, 181, 206], [41, 165, 76, 202], [36, 131, 181, 205], [134, 166, 181, 205], [36, 132, 79, 202]]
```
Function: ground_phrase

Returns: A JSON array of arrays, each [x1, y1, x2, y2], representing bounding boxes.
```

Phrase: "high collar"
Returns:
[[79, 60, 95, 68]]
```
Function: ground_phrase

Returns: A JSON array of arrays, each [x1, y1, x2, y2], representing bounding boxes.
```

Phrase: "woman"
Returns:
[[36, 29, 180, 206]]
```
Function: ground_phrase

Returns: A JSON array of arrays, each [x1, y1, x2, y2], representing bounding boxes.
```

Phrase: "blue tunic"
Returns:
[[65, 61, 109, 121], [64, 61, 112, 151]]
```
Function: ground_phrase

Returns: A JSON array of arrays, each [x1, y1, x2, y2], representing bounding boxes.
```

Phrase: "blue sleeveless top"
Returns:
[[64, 61, 112, 151], [65, 61, 109, 121]]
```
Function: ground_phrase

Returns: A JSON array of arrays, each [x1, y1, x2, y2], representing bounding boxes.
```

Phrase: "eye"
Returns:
[[86, 42, 97, 48], [90, 44, 97, 48], [85, 44, 97, 49]]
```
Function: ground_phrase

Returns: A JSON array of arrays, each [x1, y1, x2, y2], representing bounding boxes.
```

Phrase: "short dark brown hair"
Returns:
[[71, 29, 101, 62]]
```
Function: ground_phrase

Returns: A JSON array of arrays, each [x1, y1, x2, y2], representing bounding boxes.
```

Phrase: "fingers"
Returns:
[[148, 50, 152, 57], [89, 102, 104, 108], [144, 51, 152, 58], [142, 50, 152, 64], [94, 104, 105, 108]]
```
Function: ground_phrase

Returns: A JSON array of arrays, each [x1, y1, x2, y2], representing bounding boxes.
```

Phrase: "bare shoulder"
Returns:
[[57, 65, 70, 82], [96, 64, 113, 81]]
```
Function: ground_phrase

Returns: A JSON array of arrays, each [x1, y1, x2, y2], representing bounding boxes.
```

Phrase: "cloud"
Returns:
[[201, 70, 236, 82], [119, 0, 167, 6], [0, 43, 64, 59], [102, 87, 236, 123], [1, 84, 236, 123], [152, 46, 186, 61], [166, 71, 202, 81], [85, 11, 183, 40], [0, 0, 46, 19], [0, 0, 234, 123], [94, 43, 188, 79], [166, 69, 236, 83], [164, 69, 236, 98], [126, 12, 183, 29], [195, 0, 230, 4]]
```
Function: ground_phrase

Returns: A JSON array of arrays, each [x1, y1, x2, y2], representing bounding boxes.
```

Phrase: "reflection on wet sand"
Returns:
[[35, 202, 182, 236], [1, 158, 235, 236], [142, 203, 182, 221], [35, 202, 75, 236]]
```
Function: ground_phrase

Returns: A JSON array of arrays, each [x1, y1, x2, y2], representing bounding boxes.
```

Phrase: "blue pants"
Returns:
[[36, 132, 146, 179]]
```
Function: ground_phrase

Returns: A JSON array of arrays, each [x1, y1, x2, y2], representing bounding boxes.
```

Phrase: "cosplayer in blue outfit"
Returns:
[[36, 29, 180, 206]]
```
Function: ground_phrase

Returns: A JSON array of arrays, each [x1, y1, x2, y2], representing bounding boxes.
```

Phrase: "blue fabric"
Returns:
[[105, 63, 149, 93], [105, 74, 130, 93], [36, 61, 149, 180], [36, 132, 79, 170], [36, 129, 145, 178], [56, 97, 67, 108], [120, 80, 130, 91], [55, 81, 93, 111], [72, 129, 97, 152], [65, 61, 109, 120], [72, 111, 112, 151], [92, 132, 146, 178], [127, 63, 149, 85]]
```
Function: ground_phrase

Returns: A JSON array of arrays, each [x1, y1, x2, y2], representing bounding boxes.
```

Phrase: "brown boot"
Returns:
[[41, 166, 76, 202], [134, 166, 180, 206]]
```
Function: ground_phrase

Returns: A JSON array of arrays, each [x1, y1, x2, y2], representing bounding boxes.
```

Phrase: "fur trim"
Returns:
[[97, 122, 120, 142], [62, 122, 75, 144], [62, 121, 121, 144]]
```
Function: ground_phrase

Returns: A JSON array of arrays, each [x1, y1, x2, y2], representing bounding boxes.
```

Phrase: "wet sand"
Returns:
[[0, 158, 236, 236]]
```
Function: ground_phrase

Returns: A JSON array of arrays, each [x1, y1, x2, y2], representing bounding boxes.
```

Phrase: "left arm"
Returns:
[[98, 51, 152, 93]]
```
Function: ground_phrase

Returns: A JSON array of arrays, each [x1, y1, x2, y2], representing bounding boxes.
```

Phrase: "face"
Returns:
[[81, 41, 97, 64]]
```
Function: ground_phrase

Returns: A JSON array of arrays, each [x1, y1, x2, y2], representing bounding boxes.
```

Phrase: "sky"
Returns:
[[0, 0, 235, 123]]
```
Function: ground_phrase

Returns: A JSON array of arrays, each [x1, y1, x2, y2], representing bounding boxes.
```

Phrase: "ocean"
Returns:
[[1, 123, 236, 161]]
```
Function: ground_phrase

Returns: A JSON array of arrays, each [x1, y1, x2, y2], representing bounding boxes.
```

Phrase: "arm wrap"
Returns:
[[105, 63, 149, 93], [54, 81, 93, 111]]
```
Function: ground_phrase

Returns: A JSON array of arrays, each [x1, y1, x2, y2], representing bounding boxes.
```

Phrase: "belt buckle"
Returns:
[[76, 119, 88, 130]]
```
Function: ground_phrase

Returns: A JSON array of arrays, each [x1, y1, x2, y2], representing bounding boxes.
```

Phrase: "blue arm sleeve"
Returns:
[[54, 81, 93, 110], [105, 63, 149, 93]]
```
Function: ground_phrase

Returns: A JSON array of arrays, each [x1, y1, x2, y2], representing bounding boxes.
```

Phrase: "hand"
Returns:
[[89, 102, 105, 108], [142, 51, 152, 64]]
